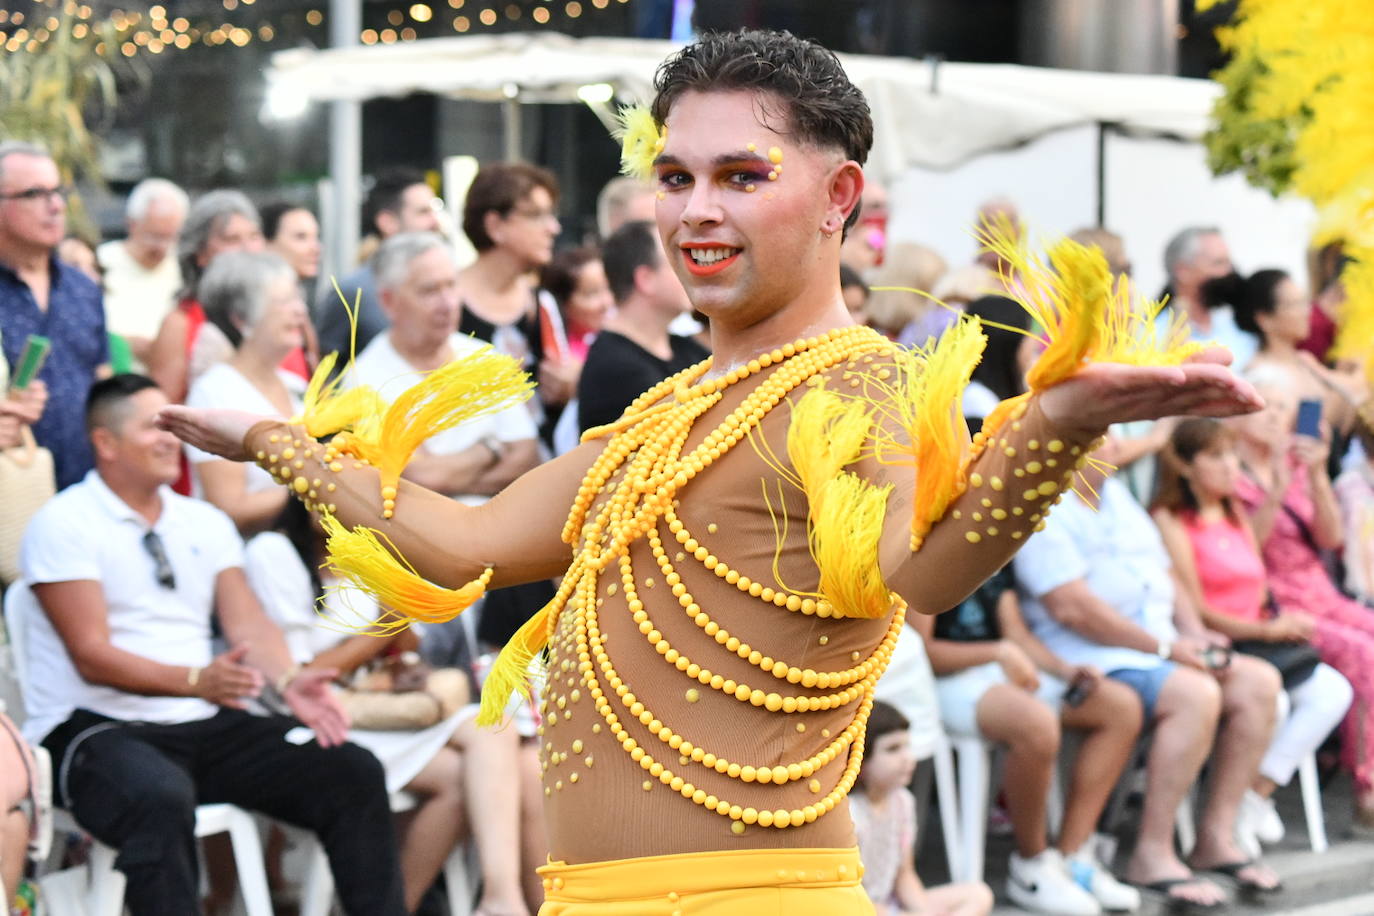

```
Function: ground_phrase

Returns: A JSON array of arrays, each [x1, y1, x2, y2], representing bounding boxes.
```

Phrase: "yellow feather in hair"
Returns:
[[318, 514, 493, 632], [340, 346, 535, 497], [614, 104, 665, 181], [809, 471, 894, 619]]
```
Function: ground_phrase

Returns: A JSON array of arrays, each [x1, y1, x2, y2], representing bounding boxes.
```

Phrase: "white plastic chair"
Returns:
[[919, 729, 965, 883], [4, 582, 274, 916], [1174, 690, 1327, 855], [297, 791, 475, 916]]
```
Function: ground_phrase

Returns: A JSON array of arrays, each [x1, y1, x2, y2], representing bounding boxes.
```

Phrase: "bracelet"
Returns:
[[275, 664, 301, 695], [187, 667, 202, 691]]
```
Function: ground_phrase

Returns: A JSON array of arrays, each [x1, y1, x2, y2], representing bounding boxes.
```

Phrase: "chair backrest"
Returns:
[[2, 581, 34, 716]]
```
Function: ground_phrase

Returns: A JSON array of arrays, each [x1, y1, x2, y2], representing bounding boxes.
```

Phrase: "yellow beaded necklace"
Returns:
[[488, 323, 910, 831]]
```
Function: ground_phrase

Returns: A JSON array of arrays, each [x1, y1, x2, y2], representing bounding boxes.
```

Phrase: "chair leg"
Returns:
[[1175, 792, 1196, 857], [1298, 753, 1328, 853], [930, 737, 963, 884], [224, 813, 275, 916], [955, 738, 991, 883], [443, 842, 477, 916], [87, 840, 125, 916], [298, 838, 335, 916]]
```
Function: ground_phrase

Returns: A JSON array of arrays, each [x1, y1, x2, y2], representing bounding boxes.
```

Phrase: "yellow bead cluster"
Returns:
[[256, 433, 344, 515], [550, 326, 905, 829]]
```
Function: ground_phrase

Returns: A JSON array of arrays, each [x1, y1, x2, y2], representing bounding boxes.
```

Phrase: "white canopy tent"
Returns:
[[270, 32, 1313, 296]]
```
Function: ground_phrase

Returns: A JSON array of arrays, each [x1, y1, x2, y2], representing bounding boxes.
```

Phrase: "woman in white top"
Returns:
[[245, 501, 532, 916], [185, 250, 308, 536]]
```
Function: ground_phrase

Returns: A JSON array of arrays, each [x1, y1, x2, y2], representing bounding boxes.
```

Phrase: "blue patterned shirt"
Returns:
[[0, 256, 108, 489]]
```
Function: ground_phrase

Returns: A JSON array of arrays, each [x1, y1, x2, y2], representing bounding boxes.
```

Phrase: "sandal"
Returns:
[[1137, 877, 1228, 911], [1199, 859, 1283, 895]]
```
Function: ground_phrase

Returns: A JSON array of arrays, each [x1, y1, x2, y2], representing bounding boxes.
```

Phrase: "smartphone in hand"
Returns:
[[1295, 398, 1322, 439]]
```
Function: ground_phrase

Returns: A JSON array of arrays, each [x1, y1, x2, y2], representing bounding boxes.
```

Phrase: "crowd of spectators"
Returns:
[[2, 131, 1374, 916]]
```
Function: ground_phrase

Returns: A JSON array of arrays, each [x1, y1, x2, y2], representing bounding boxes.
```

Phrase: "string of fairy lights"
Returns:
[[0, 0, 631, 57]]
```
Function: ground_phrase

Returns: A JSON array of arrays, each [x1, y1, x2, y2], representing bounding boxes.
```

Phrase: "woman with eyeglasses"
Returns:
[[456, 163, 574, 448], [183, 250, 309, 536]]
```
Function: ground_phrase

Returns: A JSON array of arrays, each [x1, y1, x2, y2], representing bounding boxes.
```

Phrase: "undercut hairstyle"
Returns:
[[86, 373, 159, 436], [126, 178, 189, 222], [1233, 268, 1290, 342], [541, 246, 602, 309], [198, 250, 297, 347], [373, 231, 454, 294], [839, 263, 869, 297], [967, 295, 1034, 403], [651, 29, 873, 233], [461, 162, 560, 252], [259, 200, 312, 242], [601, 221, 662, 304], [0, 140, 50, 185], [1163, 225, 1221, 280], [363, 167, 430, 236]]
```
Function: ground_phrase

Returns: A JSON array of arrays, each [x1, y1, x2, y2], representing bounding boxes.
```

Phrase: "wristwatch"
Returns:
[[1155, 639, 1173, 660], [480, 436, 505, 464]]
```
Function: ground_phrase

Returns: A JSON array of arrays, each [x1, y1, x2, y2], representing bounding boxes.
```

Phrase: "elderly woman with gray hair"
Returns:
[[184, 250, 310, 535], [147, 189, 267, 405]]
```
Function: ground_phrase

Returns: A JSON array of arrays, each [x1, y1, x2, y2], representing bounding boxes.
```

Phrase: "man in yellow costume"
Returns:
[[160, 29, 1261, 916]]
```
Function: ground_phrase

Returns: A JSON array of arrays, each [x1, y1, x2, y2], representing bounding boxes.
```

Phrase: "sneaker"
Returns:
[[1007, 849, 1102, 915], [1068, 849, 1141, 912], [1241, 789, 1285, 845]]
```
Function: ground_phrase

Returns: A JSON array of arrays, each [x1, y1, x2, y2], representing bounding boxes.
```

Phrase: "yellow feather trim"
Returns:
[[977, 219, 1206, 393], [318, 513, 492, 632], [337, 345, 535, 497], [294, 352, 387, 439], [809, 471, 894, 619], [614, 104, 665, 181], [477, 569, 579, 726], [785, 385, 872, 514]]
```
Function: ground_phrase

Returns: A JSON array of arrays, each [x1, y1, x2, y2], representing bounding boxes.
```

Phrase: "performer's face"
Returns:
[[653, 89, 861, 328]]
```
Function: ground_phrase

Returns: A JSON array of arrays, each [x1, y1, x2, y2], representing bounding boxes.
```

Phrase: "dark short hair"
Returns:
[[1233, 268, 1290, 342], [839, 262, 868, 295], [86, 373, 160, 435], [259, 200, 313, 242], [651, 29, 873, 234], [968, 295, 1034, 405], [461, 162, 560, 252], [541, 246, 601, 309], [865, 700, 910, 749], [601, 221, 662, 303], [364, 167, 430, 236]]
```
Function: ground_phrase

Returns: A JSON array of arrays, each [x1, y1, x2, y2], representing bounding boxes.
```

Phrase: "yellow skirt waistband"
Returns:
[[536, 846, 874, 915]]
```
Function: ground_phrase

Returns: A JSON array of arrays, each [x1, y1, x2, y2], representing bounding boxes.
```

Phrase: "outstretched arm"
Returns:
[[882, 353, 1261, 615], [156, 406, 599, 590]]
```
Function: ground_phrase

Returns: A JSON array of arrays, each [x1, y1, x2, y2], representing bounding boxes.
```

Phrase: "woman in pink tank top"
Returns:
[[1153, 418, 1354, 849]]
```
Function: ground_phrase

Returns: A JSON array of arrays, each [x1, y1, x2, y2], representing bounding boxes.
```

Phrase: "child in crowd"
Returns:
[[852, 701, 994, 916], [1153, 417, 1352, 854]]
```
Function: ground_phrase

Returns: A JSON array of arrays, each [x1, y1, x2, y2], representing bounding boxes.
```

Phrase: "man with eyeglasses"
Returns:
[[316, 167, 443, 362], [16, 374, 408, 915], [0, 140, 110, 489]]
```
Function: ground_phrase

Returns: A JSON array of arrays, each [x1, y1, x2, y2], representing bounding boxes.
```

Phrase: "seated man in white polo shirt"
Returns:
[[18, 374, 406, 916], [350, 231, 542, 656], [1013, 468, 1281, 909]]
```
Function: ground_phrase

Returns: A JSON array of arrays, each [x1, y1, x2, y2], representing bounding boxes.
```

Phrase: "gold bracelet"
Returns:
[[275, 664, 301, 695], [187, 667, 202, 691]]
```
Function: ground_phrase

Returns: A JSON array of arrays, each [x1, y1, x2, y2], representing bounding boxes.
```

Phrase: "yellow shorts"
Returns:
[[536, 846, 875, 915]]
